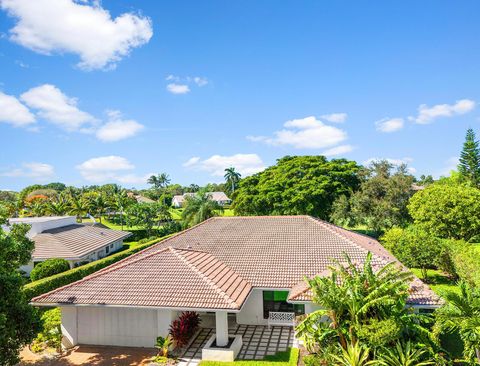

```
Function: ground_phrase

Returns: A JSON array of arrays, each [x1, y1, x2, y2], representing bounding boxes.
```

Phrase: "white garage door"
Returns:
[[78, 307, 157, 347]]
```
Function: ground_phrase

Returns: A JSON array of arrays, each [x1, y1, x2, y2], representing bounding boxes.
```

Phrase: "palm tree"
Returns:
[[45, 196, 69, 216], [376, 341, 435, 366], [224, 167, 241, 193], [110, 190, 133, 230], [434, 281, 480, 364], [181, 191, 223, 227], [68, 195, 89, 222]]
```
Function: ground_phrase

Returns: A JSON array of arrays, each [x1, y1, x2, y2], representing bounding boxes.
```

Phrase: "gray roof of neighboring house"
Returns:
[[32, 224, 131, 261], [172, 192, 230, 204], [8, 216, 72, 224], [31, 216, 440, 308]]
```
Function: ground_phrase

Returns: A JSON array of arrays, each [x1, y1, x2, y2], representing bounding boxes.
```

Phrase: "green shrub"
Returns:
[[24, 235, 174, 300], [32, 308, 62, 352], [30, 258, 71, 281]]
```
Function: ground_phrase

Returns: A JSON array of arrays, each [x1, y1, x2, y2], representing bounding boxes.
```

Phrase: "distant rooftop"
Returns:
[[8, 216, 73, 224]]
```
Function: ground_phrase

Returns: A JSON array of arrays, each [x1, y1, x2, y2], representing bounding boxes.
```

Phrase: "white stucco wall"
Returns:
[[236, 289, 267, 325], [61, 307, 78, 348]]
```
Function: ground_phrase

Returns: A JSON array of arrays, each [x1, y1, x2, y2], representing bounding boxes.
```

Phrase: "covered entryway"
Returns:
[[77, 307, 158, 347]]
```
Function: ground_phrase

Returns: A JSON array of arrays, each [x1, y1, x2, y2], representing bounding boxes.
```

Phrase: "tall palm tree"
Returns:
[[181, 191, 223, 227], [224, 167, 241, 193], [68, 195, 89, 222], [45, 196, 69, 216], [434, 281, 480, 364]]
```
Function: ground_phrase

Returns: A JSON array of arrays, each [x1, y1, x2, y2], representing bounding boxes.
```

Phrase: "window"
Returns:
[[110, 244, 114, 249], [105, 246, 110, 254], [262, 291, 305, 319]]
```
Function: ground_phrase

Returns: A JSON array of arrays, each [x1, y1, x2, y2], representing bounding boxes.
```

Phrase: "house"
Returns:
[[5, 216, 131, 275], [31, 216, 440, 357], [172, 191, 231, 208]]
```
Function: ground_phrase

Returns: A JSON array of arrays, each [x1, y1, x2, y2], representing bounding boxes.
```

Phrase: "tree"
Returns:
[[458, 128, 480, 186], [434, 282, 480, 364], [408, 182, 480, 241], [68, 194, 89, 222], [234, 156, 360, 219], [181, 191, 223, 227], [296, 253, 433, 362], [224, 167, 241, 194], [148, 173, 171, 204], [30, 258, 70, 281], [332, 160, 415, 233], [45, 195, 69, 216], [0, 220, 40, 365], [381, 226, 442, 282], [126, 202, 171, 236]]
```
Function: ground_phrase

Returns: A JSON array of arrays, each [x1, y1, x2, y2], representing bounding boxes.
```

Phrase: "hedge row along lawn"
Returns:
[[199, 348, 299, 366], [23, 234, 174, 300]]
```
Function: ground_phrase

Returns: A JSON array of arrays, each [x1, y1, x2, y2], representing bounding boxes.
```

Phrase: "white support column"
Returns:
[[215, 311, 229, 347]]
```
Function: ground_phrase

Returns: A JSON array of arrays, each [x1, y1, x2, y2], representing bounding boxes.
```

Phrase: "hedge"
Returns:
[[24, 234, 174, 300], [30, 258, 71, 281]]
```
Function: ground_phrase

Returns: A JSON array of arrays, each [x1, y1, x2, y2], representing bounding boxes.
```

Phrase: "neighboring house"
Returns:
[[135, 195, 155, 203], [31, 216, 440, 355], [4, 216, 131, 275], [172, 191, 231, 208]]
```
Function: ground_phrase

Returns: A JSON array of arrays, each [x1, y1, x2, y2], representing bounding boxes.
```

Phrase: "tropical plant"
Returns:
[[434, 281, 480, 364], [156, 335, 173, 357], [169, 312, 201, 347], [45, 195, 69, 216], [296, 252, 438, 365], [224, 167, 241, 194], [331, 342, 374, 366], [376, 341, 435, 366], [68, 194, 89, 222], [181, 191, 223, 227]]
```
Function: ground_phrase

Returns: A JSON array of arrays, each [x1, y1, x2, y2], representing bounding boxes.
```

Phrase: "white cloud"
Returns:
[[412, 99, 475, 124], [1, 0, 153, 70], [95, 110, 144, 142], [183, 156, 200, 167], [322, 145, 354, 157], [193, 77, 208, 87], [2, 162, 55, 181], [165, 75, 208, 93], [441, 156, 459, 176], [20, 84, 96, 131], [76, 155, 148, 184], [320, 113, 347, 123], [166, 83, 190, 95], [248, 116, 348, 149], [375, 117, 404, 133], [184, 153, 265, 176], [363, 157, 416, 174], [0, 91, 36, 127]]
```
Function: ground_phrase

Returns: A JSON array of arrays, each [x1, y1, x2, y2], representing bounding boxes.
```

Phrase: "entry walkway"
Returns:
[[178, 325, 297, 366]]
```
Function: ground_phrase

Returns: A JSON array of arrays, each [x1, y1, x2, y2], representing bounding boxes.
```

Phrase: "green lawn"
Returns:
[[199, 348, 298, 366], [410, 268, 460, 295]]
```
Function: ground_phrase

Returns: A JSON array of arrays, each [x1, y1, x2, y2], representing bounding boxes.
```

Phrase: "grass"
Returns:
[[410, 268, 460, 295], [199, 348, 298, 366]]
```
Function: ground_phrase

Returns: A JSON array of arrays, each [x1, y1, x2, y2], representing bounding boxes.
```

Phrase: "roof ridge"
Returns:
[[306, 216, 393, 262], [31, 247, 172, 302], [170, 248, 241, 308]]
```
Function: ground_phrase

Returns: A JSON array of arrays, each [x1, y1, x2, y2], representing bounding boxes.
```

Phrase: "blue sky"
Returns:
[[0, 0, 479, 191]]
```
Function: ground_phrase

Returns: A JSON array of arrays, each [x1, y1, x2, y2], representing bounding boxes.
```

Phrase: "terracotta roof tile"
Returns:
[[32, 224, 131, 260]]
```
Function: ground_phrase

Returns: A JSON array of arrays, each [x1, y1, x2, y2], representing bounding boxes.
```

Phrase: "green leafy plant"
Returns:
[[30, 258, 71, 281], [331, 342, 374, 366], [376, 341, 435, 366], [156, 335, 173, 357]]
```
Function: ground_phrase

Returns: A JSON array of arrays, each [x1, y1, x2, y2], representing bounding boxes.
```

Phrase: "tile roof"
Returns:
[[32, 216, 439, 308], [32, 224, 131, 260], [32, 247, 251, 310]]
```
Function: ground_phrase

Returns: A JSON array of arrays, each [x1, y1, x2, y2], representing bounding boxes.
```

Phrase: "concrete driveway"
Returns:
[[19, 346, 157, 366]]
